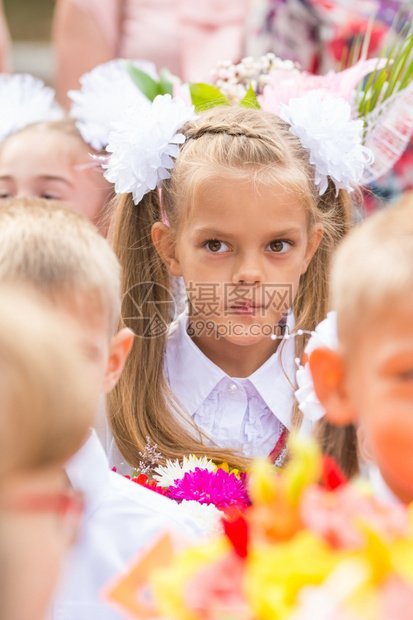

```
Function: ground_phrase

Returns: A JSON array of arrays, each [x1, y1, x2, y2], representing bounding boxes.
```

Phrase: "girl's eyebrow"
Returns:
[[36, 175, 73, 186], [193, 226, 303, 238]]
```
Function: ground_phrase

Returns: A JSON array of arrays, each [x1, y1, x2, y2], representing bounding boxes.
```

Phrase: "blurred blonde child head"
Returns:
[[0, 198, 133, 404], [310, 197, 413, 502], [0, 120, 112, 235], [0, 286, 97, 620], [109, 104, 353, 469]]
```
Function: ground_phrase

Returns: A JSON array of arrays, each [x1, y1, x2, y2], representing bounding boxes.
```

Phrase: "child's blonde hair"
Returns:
[[316, 196, 413, 478], [0, 285, 96, 478], [333, 197, 413, 346], [1, 118, 86, 151], [109, 105, 352, 469], [0, 197, 121, 333]]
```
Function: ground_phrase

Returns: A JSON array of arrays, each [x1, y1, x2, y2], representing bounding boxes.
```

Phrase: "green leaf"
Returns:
[[399, 50, 413, 91], [125, 63, 161, 101], [189, 83, 230, 112], [384, 35, 413, 101], [240, 83, 261, 109], [158, 68, 174, 96]]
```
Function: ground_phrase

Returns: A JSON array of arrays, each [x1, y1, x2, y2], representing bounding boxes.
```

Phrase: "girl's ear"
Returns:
[[309, 347, 356, 426], [301, 224, 323, 274], [151, 222, 182, 276]]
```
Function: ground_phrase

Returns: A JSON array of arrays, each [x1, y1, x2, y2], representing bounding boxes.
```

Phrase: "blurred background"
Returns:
[[4, 0, 53, 82]]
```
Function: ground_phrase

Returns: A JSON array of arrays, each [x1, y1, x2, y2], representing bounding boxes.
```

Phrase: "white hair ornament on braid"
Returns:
[[103, 94, 198, 205], [280, 91, 374, 196]]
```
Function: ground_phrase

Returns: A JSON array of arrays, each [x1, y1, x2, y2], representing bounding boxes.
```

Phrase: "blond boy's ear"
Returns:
[[309, 347, 356, 426], [151, 222, 182, 277], [102, 328, 134, 394]]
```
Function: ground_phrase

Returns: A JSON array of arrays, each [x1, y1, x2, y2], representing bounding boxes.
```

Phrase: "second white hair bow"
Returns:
[[280, 91, 374, 196]]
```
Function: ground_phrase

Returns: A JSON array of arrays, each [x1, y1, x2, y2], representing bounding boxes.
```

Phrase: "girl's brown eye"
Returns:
[[269, 240, 284, 252], [206, 240, 222, 252]]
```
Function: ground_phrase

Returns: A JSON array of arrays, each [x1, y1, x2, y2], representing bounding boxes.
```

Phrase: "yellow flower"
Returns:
[[214, 461, 241, 478], [284, 434, 321, 505], [150, 538, 229, 620], [246, 531, 345, 620]]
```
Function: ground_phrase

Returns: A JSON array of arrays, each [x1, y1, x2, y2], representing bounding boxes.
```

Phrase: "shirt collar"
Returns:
[[165, 312, 227, 415], [64, 428, 110, 517], [165, 312, 297, 430]]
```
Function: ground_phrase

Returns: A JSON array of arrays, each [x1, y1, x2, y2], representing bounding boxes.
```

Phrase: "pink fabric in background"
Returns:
[[178, 0, 250, 81], [68, 0, 250, 81], [68, 0, 119, 51]]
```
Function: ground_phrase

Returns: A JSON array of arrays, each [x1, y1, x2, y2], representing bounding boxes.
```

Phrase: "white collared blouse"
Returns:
[[164, 312, 310, 459]]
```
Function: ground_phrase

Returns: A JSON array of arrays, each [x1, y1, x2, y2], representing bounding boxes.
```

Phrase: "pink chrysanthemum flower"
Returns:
[[167, 467, 250, 510]]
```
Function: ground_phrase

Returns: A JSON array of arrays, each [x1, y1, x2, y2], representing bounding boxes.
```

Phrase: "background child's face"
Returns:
[[345, 296, 413, 502], [0, 129, 112, 232], [55, 293, 133, 400], [166, 178, 321, 348]]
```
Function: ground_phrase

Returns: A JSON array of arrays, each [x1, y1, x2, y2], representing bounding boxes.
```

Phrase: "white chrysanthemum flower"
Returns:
[[69, 59, 157, 150], [0, 73, 63, 143], [104, 94, 198, 205], [176, 500, 223, 538], [153, 454, 216, 487], [295, 311, 338, 421], [280, 91, 374, 195]]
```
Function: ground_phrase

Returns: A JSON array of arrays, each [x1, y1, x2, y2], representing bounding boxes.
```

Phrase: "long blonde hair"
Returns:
[[108, 106, 352, 469]]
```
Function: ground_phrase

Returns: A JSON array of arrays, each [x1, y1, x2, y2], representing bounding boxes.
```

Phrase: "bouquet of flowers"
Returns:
[[105, 437, 413, 620], [117, 438, 250, 536]]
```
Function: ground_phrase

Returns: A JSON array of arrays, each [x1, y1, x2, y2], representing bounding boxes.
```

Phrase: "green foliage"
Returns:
[[189, 83, 230, 112], [158, 68, 174, 97], [126, 64, 160, 101], [125, 63, 175, 101], [357, 30, 413, 121], [240, 84, 261, 109]]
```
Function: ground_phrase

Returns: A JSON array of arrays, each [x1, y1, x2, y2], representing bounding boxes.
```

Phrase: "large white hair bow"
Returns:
[[280, 92, 374, 196], [0, 73, 63, 143], [104, 94, 198, 205], [69, 59, 157, 150]]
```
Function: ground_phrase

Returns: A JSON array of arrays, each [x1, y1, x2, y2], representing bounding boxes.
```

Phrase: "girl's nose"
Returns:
[[232, 253, 264, 285], [16, 190, 31, 199]]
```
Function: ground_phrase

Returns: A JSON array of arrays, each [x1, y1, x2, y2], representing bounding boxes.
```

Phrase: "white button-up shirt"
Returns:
[[164, 312, 306, 458], [51, 430, 200, 620]]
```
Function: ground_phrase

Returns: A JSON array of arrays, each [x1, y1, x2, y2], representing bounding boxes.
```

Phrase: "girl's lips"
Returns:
[[229, 304, 262, 314]]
